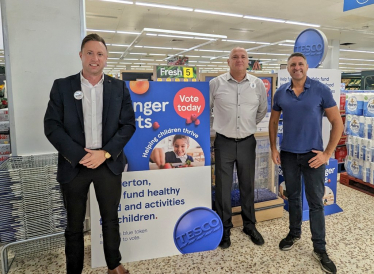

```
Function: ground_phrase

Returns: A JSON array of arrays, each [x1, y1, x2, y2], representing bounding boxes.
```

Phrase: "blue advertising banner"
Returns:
[[344, 0, 374, 11], [90, 81, 216, 267], [124, 81, 211, 171]]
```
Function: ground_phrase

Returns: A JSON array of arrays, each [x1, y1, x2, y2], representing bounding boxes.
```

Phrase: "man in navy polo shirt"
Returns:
[[269, 52, 343, 274]]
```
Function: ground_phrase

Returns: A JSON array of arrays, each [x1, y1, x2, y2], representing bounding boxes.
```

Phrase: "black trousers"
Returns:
[[60, 164, 122, 274], [214, 133, 257, 231]]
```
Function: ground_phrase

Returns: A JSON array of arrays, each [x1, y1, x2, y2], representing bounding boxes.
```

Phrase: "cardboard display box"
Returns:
[[232, 197, 284, 227]]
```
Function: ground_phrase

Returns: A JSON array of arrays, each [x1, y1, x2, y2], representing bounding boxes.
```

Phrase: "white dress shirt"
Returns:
[[80, 72, 104, 149], [209, 72, 267, 139]]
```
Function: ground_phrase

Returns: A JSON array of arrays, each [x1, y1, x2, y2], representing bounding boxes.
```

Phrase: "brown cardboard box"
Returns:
[[232, 197, 284, 227]]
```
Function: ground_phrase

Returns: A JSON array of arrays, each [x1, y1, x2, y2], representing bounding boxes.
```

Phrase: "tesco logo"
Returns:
[[175, 218, 221, 249], [174, 207, 223, 254], [294, 44, 323, 56]]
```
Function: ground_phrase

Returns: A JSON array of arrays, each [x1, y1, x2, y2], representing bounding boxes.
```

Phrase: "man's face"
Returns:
[[79, 40, 108, 77], [227, 48, 249, 74], [287, 56, 308, 81]]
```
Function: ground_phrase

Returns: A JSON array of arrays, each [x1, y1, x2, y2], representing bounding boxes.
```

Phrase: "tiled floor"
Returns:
[[3, 182, 374, 274]]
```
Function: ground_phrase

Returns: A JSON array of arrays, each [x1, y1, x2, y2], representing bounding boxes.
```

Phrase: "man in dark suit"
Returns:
[[44, 33, 135, 274]]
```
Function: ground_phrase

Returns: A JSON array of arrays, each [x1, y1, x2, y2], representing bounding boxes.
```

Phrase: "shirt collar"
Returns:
[[80, 71, 104, 87], [226, 72, 249, 83], [286, 76, 311, 91]]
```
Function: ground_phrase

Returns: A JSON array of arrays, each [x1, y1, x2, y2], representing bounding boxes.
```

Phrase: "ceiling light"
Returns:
[[149, 53, 166, 56], [111, 44, 130, 47], [279, 44, 294, 47], [143, 46, 172, 50], [129, 52, 147, 55], [117, 31, 141, 35], [101, 0, 133, 4], [121, 59, 138, 61], [172, 48, 188, 50], [140, 58, 154, 61], [194, 9, 243, 18], [189, 61, 197, 62], [340, 49, 374, 54], [143, 28, 226, 39], [136, 2, 193, 11], [185, 55, 200, 58], [133, 63, 146, 65], [86, 29, 115, 33], [256, 42, 271, 45], [146, 33, 158, 36], [196, 49, 227, 53], [158, 34, 194, 39], [109, 52, 125, 54], [244, 15, 285, 23], [285, 21, 320, 28], [340, 58, 374, 62], [225, 39, 256, 44], [194, 37, 215, 40], [134, 46, 143, 48]]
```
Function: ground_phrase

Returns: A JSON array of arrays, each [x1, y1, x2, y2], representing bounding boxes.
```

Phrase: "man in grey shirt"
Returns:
[[210, 47, 267, 249]]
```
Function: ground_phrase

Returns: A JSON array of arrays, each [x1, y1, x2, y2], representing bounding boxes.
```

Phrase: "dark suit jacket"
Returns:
[[44, 73, 136, 184]]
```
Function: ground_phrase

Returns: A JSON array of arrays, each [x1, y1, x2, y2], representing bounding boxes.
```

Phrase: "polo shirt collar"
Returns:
[[287, 76, 311, 91], [226, 72, 249, 83]]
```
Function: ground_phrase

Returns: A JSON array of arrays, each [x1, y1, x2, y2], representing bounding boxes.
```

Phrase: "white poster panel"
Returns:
[[90, 166, 211, 268], [277, 69, 341, 149]]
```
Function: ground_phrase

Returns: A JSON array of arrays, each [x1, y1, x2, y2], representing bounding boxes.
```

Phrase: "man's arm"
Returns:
[[101, 83, 136, 161], [309, 105, 344, 168], [44, 80, 86, 167], [256, 81, 268, 124], [269, 109, 281, 165]]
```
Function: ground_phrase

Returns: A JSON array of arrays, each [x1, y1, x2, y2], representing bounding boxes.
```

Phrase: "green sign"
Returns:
[[155, 66, 197, 81]]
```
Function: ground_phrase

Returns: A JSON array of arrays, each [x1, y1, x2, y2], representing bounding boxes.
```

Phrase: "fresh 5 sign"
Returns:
[[155, 66, 197, 81], [344, 0, 374, 11], [294, 29, 328, 68]]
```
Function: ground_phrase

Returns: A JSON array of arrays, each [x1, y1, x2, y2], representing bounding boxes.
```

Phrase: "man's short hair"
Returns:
[[81, 33, 107, 51], [287, 52, 306, 62]]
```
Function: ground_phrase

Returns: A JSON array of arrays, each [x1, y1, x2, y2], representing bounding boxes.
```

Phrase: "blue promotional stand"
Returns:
[[279, 158, 343, 221]]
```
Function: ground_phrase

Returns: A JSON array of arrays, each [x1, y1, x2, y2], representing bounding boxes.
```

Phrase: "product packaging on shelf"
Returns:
[[363, 93, 374, 117]]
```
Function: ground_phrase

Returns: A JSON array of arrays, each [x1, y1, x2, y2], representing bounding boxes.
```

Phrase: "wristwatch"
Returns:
[[104, 151, 111, 159]]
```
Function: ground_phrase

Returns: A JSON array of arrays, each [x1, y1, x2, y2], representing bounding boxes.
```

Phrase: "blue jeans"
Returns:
[[280, 150, 326, 253]]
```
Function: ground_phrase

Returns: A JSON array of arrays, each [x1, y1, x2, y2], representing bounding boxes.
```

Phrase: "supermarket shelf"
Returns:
[[340, 172, 374, 197]]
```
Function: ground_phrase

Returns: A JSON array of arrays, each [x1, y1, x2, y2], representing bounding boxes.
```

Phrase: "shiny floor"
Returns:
[[4, 181, 374, 274]]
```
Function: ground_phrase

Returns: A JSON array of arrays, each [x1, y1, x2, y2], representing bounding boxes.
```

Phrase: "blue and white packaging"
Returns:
[[371, 163, 374, 185], [363, 161, 371, 183], [346, 93, 363, 115], [359, 138, 366, 160], [364, 117, 373, 139], [363, 93, 374, 117], [345, 156, 352, 175], [359, 116, 365, 138], [352, 136, 359, 158], [348, 116, 362, 137]]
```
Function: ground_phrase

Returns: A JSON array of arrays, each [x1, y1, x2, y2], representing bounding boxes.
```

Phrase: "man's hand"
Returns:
[[309, 150, 330, 169], [271, 149, 281, 165], [150, 148, 165, 167], [79, 148, 106, 169]]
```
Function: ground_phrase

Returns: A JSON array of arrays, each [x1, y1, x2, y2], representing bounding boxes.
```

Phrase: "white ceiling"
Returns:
[[85, 0, 374, 74]]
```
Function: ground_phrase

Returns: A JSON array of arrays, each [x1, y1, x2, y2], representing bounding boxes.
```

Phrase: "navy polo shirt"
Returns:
[[273, 76, 336, 153]]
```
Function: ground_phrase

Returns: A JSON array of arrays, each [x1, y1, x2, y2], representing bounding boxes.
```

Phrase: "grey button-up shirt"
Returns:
[[209, 72, 267, 139]]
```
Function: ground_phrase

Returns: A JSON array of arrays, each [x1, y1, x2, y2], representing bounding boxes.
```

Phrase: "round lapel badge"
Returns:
[[250, 82, 256, 89], [74, 91, 84, 100]]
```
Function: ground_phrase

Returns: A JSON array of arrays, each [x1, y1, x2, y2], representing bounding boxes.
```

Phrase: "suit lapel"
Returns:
[[71, 73, 84, 129], [102, 75, 112, 129]]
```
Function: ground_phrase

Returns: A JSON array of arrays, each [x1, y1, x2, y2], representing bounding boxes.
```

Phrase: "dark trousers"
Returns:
[[60, 164, 122, 274], [280, 151, 326, 253], [214, 133, 256, 231]]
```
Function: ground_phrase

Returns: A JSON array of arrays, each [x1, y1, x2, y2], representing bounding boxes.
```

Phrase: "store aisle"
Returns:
[[4, 182, 374, 274]]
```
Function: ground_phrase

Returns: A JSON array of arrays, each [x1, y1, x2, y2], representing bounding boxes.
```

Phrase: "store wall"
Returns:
[[1, 0, 85, 155]]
